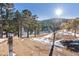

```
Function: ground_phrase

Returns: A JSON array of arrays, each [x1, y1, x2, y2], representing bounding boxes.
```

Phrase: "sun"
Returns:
[[55, 8, 63, 16]]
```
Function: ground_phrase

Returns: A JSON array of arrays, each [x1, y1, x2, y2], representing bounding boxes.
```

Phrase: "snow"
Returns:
[[76, 34, 79, 37], [0, 38, 7, 43], [13, 53, 16, 56], [57, 31, 79, 37], [62, 31, 73, 35], [32, 38, 50, 43], [35, 38, 65, 48], [31, 33, 53, 44], [31, 33, 64, 48], [21, 39, 24, 41], [31, 31, 79, 48], [55, 40, 64, 48]]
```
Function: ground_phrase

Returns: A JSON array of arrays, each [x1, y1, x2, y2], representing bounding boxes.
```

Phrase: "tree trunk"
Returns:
[[34, 30, 37, 37], [20, 27, 22, 38], [6, 31, 8, 38], [0, 24, 3, 38], [18, 25, 22, 38], [0, 27, 3, 38], [18, 19, 22, 38], [0, 5, 3, 38], [27, 29, 29, 38]]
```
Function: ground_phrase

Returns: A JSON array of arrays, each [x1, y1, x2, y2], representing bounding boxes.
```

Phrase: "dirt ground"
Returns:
[[0, 34, 50, 56], [0, 33, 79, 56], [13, 37, 49, 56]]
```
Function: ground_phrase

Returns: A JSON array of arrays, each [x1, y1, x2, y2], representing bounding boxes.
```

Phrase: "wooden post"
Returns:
[[8, 35, 13, 56], [49, 32, 56, 56], [74, 28, 76, 38]]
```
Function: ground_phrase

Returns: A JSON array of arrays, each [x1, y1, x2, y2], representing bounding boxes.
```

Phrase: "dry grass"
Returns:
[[28, 33, 48, 38], [0, 33, 79, 56], [62, 35, 76, 40], [0, 36, 49, 56], [13, 37, 49, 56], [0, 41, 8, 56]]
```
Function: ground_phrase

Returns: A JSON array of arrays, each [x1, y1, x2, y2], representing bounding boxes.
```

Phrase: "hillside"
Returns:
[[39, 18, 70, 32]]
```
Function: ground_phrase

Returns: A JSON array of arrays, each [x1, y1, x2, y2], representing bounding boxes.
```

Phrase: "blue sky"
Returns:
[[14, 3, 79, 20]]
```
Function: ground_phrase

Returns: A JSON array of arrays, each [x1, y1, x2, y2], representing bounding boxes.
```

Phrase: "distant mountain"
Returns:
[[39, 18, 73, 32], [40, 18, 70, 25], [42, 18, 70, 22], [38, 18, 79, 33]]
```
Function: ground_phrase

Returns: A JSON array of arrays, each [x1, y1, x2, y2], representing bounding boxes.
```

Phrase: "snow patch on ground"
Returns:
[[0, 38, 7, 43], [58, 31, 79, 37], [31, 33, 64, 48], [31, 38, 50, 44], [21, 39, 24, 41], [55, 40, 64, 48], [13, 53, 16, 56], [31, 33, 53, 44]]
